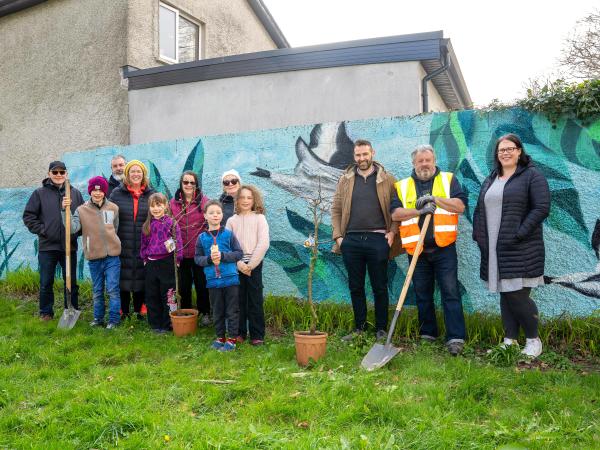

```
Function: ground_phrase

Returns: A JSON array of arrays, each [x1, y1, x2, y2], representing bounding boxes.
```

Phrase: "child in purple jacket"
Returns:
[[140, 193, 183, 333]]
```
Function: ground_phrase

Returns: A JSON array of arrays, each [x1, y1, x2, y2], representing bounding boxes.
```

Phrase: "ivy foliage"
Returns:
[[485, 78, 600, 125]]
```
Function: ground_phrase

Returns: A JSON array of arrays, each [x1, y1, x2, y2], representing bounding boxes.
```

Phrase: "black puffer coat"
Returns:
[[219, 192, 235, 225], [472, 157, 550, 281], [23, 178, 84, 252], [109, 184, 156, 292]]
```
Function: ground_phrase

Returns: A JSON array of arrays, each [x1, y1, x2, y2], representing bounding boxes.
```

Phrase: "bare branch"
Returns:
[[560, 10, 600, 79]]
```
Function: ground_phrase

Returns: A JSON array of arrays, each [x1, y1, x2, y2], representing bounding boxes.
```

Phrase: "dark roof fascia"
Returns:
[[0, 0, 46, 17], [125, 35, 443, 91], [124, 31, 444, 80], [247, 0, 289, 49]]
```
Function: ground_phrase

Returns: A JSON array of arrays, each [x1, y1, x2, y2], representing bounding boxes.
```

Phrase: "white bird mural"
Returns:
[[250, 122, 355, 202]]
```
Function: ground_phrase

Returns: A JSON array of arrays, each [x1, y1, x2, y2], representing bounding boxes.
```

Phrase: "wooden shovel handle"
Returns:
[[394, 213, 431, 312], [65, 179, 71, 292], [384, 213, 431, 346]]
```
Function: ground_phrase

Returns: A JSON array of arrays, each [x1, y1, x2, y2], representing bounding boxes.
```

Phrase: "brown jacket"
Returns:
[[330, 162, 402, 258], [70, 200, 121, 261]]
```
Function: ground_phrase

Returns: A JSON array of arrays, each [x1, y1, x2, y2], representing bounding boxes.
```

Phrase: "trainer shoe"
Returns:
[[106, 322, 119, 330], [376, 330, 387, 342], [446, 340, 464, 356], [499, 338, 519, 349], [420, 335, 437, 343], [220, 341, 236, 352], [39, 314, 53, 322], [211, 338, 226, 350], [521, 337, 543, 358], [341, 329, 363, 342], [250, 339, 264, 346], [90, 319, 105, 327]]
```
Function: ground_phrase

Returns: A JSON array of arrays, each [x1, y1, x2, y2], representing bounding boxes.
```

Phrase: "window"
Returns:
[[159, 2, 201, 64]]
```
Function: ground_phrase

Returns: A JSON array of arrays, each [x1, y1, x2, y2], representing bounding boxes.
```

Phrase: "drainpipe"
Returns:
[[422, 42, 450, 113]]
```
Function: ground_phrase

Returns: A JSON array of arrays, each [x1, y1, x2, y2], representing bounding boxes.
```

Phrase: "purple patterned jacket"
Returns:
[[140, 216, 183, 265]]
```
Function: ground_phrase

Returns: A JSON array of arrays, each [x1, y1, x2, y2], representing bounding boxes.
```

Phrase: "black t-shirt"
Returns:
[[346, 167, 387, 233], [389, 168, 467, 249]]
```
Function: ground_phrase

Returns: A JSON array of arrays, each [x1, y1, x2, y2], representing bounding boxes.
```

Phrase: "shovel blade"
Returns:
[[361, 343, 400, 371], [57, 308, 81, 330]]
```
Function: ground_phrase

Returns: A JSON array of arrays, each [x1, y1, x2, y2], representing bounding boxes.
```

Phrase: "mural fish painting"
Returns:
[[250, 122, 355, 201], [544, 219, 600, 298]]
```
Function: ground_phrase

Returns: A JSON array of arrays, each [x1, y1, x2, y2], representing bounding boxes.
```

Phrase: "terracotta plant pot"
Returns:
[[169, 309, 199, 337], [294, 331, 328, 366]]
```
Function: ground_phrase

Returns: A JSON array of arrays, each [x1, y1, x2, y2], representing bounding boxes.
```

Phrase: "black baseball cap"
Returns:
[[48, 161, 67, 171]]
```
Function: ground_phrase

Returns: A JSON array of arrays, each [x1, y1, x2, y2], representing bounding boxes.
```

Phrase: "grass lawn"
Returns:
[[1, 294, 599, 449]]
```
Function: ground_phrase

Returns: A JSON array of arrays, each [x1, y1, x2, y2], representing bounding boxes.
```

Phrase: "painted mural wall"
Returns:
[[2, 108, 600, 318]]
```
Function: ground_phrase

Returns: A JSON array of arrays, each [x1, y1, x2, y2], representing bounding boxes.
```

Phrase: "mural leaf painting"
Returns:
[[148, 161, 172, 199], [0, 225, 20, 277], [183, 139, 205, 190], [534, 160, 589, 245], [285, 208, 332, 241]]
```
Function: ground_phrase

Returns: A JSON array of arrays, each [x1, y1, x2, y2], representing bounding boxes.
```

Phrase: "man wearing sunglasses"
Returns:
[[23, 161, 84, 321]]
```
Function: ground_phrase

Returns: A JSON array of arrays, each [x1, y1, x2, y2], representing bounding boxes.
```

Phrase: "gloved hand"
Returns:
[[416, 195, 435, 209], [419, 202, 436, 216]]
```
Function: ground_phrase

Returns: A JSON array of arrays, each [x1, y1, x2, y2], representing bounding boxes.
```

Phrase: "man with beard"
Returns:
[[390, 144, 467, 355], [331, 140, 401, 342], [107, 154, 126, 197]]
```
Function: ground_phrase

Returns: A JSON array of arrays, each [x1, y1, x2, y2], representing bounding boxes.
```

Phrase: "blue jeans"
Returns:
[[89, 256, 121, 324], [341, 232, 390, 331], [408, 244, 466, 342], [39, 250, 79, 317]]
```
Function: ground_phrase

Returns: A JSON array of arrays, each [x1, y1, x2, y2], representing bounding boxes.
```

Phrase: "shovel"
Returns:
[[58, 179, 81, 329], [361, 213, 431, 370]]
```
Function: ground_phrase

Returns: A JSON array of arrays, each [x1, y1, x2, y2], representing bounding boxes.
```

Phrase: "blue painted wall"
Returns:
[[2, 108, 600, 318]]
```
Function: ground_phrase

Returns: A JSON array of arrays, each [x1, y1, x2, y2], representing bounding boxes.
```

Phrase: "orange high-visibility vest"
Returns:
[[395, 172, 458, 255]]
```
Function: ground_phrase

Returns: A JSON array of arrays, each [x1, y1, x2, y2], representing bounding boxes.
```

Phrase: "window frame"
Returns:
[[158, 1, 202, 65]]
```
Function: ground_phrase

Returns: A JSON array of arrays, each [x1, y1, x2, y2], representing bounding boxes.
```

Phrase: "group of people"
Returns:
[[23, 156, 270, 351], [331, 134, 549, 358], [23, 132, 550, 357]]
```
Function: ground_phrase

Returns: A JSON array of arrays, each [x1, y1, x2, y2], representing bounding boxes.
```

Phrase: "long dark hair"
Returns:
[[142, 193, 170, 236], [178, 170, 200, 201], [493, 133, 530, 176]]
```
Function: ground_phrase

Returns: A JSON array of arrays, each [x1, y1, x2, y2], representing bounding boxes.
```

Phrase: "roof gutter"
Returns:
[[0, 0, 46, 17], [421, 40, 450, 113], [247, 0, 290, 49]]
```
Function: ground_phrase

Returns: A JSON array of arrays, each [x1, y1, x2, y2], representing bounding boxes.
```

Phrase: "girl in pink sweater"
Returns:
[[225, 185, 270, 345]]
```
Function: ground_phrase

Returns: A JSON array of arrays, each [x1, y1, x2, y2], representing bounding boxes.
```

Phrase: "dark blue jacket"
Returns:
[[195, 226, 243, 288], [472, 157, 550, 281], [23, 178, 84, 252]]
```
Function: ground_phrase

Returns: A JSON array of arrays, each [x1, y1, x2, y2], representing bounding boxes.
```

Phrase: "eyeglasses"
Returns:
[[222, 179, 239, 186], [182, 180, 196, 186], [51, 170, 66, 175], [497, 146, 519, 154]]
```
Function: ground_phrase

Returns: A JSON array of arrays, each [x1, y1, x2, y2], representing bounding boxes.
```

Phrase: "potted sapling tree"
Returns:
[[293, 179, 329, 366]]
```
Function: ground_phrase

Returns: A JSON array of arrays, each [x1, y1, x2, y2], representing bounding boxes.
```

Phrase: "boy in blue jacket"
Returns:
[[195, 200, 243, 351]]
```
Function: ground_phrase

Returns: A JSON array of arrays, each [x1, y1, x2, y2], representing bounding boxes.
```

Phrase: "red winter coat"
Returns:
[[170, 189, 209, 260]]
